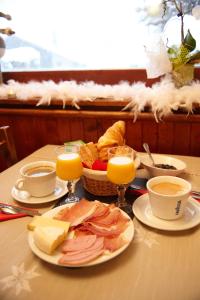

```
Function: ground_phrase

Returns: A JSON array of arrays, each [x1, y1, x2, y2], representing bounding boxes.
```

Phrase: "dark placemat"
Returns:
[[54, 177, 148, 219]]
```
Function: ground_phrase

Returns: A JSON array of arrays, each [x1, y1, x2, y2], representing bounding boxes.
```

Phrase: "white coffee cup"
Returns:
[[15, 161, 56, 197], [147, 175, 191, 220]]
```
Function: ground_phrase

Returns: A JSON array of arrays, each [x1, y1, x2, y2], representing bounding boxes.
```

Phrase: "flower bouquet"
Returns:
[[146, 1, 200, 87]]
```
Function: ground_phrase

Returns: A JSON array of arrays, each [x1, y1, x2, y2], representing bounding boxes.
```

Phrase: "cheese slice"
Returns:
[[27, 216, 70, 236], [33, 226, 66, 254]]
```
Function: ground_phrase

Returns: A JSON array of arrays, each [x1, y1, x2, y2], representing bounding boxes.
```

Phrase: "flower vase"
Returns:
[[171, 64, 194, 88]]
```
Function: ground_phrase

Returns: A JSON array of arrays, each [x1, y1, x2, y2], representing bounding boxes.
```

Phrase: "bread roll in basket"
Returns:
[[79, 121, 140, 196]]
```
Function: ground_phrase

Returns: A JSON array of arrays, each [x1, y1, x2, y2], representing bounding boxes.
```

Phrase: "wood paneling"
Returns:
[[1, 68, 200, 171], [3, 68, 200, 86], [2, 69, 157, 86], [158, 122, 174, 154], [83, 119, 98, 142], [68, 119, 84, 142], [142, 120, 158, 153], [126, 120, 142, 151], [173, 123, 191, 155], [190, 123, 200, 156], [0, 106, 200, 169], [59, 119, 71, 142]]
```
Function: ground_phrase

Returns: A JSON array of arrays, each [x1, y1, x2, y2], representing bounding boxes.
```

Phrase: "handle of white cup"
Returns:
[[15, 178, 26, 191]]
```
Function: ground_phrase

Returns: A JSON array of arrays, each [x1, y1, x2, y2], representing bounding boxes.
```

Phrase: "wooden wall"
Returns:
[[0, 106, 200, 167], [3, 68, 200, 85], [1, 68, 200, 171]]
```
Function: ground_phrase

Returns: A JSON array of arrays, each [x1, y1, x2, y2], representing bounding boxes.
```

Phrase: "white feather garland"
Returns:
[[1, 76, 200, 120]]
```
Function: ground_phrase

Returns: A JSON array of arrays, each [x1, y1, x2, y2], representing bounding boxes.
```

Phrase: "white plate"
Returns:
[[28, 203, 134, 267], [132, 194, 200, 231], [11, 178, 68, 204]]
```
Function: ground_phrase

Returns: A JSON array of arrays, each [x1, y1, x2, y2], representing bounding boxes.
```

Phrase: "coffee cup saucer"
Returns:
[[11, 178, 68, 204], [132, 194, 200, 231]]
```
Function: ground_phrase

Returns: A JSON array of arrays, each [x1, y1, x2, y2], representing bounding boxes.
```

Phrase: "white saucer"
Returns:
[[11, 178, 68, 204], [132, 194, 200, 231]]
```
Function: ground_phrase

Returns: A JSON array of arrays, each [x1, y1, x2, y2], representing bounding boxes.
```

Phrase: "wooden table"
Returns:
[[1, 145, 200, 300]]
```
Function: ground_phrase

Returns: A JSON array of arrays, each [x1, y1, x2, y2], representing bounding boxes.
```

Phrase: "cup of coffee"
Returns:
[[15, 161, 56, 197], [147, 175, 191, 220]]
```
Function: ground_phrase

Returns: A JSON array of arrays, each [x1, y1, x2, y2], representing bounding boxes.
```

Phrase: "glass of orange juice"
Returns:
[[107, 146, 136, 212], [56, 145, 83, 203]]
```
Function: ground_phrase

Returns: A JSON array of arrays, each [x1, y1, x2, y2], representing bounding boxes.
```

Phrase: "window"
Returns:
[[1, 0, 199, 72]]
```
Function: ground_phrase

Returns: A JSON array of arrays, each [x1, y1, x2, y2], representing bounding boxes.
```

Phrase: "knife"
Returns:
[[0, 203, 41, 216]]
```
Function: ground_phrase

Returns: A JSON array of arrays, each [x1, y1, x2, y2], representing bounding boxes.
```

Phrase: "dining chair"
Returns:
[[0, 125, 18, 169]]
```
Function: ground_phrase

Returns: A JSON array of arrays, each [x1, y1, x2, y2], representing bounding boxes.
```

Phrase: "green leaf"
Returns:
[[183, 30, 196, 52], [168, 47, 176, 55]]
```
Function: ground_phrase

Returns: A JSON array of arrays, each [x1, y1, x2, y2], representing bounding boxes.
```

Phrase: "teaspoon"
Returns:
[[0, 205, 41, 216], [0, 206, 18, 215], [143, 143, 156, 166]]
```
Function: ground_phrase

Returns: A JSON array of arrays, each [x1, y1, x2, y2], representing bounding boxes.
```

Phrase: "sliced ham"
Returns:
[[89, 207, 121, 226], [59, 248, 104, 265], [54, 198, 99, 227], [104, 236, 128, 252], [59, 237, 104, 265], [108, 203, 116, 209], [87, 202, 110, 219], [82, 210, 130, 238], [72, 206, 130, 238], [54, 199, 131, 265], [64, 236, 104, 255], [81, 221, 128, 238], [61, 235, 97, 252], [74, 227, 92, 237]]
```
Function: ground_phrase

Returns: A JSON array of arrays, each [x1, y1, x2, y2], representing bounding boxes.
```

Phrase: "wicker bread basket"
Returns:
[[82, 168, 117, 196], [82, 155, 140, 196]]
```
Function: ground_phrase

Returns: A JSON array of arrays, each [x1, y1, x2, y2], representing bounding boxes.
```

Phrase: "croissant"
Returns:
[[96, 121, 125, 161], [97, 120, 125, 151]]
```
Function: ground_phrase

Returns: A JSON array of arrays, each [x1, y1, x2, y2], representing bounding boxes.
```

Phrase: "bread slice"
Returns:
[[79, 142, 98, 168]]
